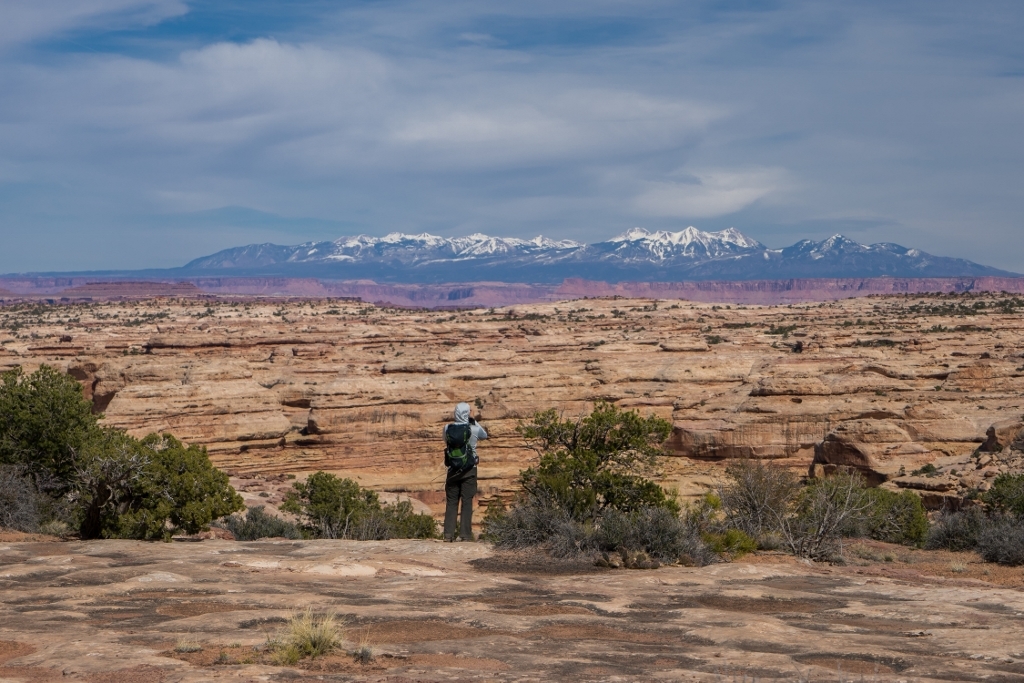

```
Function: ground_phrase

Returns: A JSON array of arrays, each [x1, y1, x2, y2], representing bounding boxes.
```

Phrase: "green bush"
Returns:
[[0, 365, 99, 493], [517, 402, 677, 522], [702, 528, 757, 558], [0, 366, 242, 540], [281, 472, 438, 540], [486, 404, 699, 564], [221, 506, 301, 540], [281, 472, 380, 539], [376, 500, 439, 539], [79, 432, 244, 540], [982, 474, 1024, 517], [858, 488, 929, 546]]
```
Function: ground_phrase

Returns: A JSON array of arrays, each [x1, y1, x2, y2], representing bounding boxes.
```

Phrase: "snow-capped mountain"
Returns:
[[180, 228, 1015, 283], [598, 227, 764, 262]]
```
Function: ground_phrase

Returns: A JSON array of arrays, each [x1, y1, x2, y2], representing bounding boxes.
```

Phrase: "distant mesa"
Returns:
[[179, 227, 1017, 283]]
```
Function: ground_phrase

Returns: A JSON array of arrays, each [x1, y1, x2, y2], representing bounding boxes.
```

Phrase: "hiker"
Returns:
[[443, 402, 487, 542]]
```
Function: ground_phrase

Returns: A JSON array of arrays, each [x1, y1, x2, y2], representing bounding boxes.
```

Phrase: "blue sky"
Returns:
[[1, 0, 1022, 272]]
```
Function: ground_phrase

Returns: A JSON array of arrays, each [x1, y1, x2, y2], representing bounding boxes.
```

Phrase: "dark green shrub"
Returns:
[[0, 366, 241, 540], [858, 488, 928, 546], [281, 472, 382, 539], [0, 365, 99, 493], [80, 432, 244, 540], [281, 472, 437, 540], [221, 506, 300, 540], [983, 474, 1024, 517], [376, 500, 439, 539], [518, 403, 677, 522], [925, 507, 988, 551], [976, 517, 1024, 566], [720, 460, 799, 542], [487, 404, 690, 563]]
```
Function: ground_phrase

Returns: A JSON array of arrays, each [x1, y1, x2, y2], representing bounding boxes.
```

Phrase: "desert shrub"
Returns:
[[77, 431, 244, 540], [376, 500, 439, 539], [702, 528, 757, 558], [546, 516, 598, 559], [0, 366, 241, 540], [976, 516, 1024, 566], [857, 488, 929, 546], [982, 474, 1024, 517], [0, 465, 41, 532], [483, 493, 572, 550], [781, 471, 871, 561], [487, 404, 696, 564], [517, 402, 677, 522], [281, 472, 381, 539], [221, 506, 301, 540], [925, 506, 989, 551], [0, 365, 99, 493], [719, 460, 799, 543], [598, 506, 717, 565], [281, 472, 438, 540]]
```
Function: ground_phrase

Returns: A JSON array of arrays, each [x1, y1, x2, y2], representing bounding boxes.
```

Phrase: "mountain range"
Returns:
[[179, 227, 1015, 283]]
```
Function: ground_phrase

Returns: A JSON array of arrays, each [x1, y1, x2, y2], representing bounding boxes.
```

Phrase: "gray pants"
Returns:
[[444, 466, 477, 541]]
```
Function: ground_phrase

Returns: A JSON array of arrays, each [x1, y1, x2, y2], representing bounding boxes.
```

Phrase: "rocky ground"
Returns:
[[2, 293, 1024, 519], [2, 535, 1024, 682]]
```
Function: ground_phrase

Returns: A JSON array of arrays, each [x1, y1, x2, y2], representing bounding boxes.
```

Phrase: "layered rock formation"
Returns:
[[2, 292, 1023, 514]]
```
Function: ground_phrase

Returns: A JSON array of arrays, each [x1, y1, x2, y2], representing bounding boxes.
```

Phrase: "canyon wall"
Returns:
[[1, 293, 1022, 515]]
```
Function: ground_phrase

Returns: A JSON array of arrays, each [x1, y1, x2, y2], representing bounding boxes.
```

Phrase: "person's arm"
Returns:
[[472, 422, 488, 440]]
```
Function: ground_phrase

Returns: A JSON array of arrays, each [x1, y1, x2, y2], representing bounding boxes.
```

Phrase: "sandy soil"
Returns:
[[2, 538, 1024, 682]]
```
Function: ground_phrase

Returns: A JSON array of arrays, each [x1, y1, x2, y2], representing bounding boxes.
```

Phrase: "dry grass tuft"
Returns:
[[273, 608, 343, 664], [174, 635, 202, 653]]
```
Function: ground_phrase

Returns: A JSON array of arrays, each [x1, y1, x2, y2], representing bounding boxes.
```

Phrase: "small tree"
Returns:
[[282, 472, 381, 539], [517, 402, 676, 522], [0, 365, 99, 492], [76, 432, 243, 540]]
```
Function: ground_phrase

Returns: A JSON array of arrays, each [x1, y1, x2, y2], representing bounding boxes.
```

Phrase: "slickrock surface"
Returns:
[[2, 537, 1024, 682], [2, 294, 1023, 515]]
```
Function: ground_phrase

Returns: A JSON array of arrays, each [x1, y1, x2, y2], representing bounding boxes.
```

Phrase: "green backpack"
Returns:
[[444, 423, 475, 471]]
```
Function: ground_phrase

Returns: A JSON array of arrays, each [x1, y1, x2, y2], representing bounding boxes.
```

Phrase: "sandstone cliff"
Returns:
[[2, 292, 1022, 514]]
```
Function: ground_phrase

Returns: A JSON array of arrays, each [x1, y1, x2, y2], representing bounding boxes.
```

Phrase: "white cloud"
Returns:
[[0, 0, 187, 50], [633, 168, 792, 218]]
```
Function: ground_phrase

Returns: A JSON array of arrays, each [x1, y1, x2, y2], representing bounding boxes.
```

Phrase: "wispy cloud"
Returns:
[[0, 1, 1022, 271], [634, 168, 791, 219]]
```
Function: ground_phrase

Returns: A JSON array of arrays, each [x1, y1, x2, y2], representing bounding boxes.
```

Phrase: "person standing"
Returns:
[[443, 402, 487, 542]]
